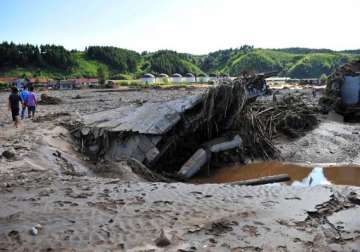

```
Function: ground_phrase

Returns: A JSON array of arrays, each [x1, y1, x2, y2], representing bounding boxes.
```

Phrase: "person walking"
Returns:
[[8, 87, 21, 128], [27, 86, 37, 119], [19, 86, 29, 119]]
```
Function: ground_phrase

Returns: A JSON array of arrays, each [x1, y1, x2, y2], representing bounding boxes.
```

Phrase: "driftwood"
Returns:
[[238, 94, 319, 143], [229, 174, 290, 186]]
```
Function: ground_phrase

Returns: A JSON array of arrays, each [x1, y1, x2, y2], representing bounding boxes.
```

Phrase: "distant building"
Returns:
[[141, 73, 156, 84], [157, 73, 169, 83], [183, 73, 195, 83], [73, 78, 99, 87], [48, 80, 59, 89], [29, 78, 50, 87], [171, 73, 183, 83], [59, 79, 76, 90], [196, 73, 209, 83], [51, 78, 99, 90], [0, 77, 17, 84], [0, 77, 16, 89]]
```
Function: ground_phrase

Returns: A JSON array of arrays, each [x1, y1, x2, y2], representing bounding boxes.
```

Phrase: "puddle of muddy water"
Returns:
[[191, 161, 360, 187]]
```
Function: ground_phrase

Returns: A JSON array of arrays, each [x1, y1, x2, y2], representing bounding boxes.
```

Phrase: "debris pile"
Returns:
[[70, 73, 317, 180], [33, 112, 70, 122], [242, 95, 319, 140], [38, 93, 62, 105], [319, 60, 360, 119]]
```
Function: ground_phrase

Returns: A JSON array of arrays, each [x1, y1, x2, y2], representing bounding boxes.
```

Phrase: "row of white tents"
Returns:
[[140, 73, 224, 84]]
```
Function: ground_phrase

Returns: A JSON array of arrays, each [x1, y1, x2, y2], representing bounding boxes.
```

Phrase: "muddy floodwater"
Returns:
[[192, 161, 360, 186]]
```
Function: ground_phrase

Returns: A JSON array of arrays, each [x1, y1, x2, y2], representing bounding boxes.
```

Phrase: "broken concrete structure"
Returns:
[[71, 73, 276, 178], [178, 135, 242, 178]]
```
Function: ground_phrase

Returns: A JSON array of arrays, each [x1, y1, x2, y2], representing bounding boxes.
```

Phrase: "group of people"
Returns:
[[8, 85, 37, 128]]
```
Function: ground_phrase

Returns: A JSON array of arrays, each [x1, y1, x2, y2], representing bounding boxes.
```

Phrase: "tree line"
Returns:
[[0, 42, 75, 70], [85, 46, 140, 73], [0, 42, 358, 79], [144, 50, 203, 75]]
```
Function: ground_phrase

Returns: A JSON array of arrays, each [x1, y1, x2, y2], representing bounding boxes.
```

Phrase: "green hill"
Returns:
[[0, 42, 359, 80], [142, 50, 204, 76], [203, 48, 359, 78]]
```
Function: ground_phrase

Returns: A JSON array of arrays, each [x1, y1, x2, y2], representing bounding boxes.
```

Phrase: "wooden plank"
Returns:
[[229, 174, 290, 186]]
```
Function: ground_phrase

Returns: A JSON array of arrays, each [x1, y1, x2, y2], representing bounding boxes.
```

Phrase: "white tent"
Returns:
[[141, 73, 156, 84]]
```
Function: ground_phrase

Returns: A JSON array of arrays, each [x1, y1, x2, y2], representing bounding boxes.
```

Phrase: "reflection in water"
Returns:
[[192, 161, 360, 186], [292, 167, 331, 187]]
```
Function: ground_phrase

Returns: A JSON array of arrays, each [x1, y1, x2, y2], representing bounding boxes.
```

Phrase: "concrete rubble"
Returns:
[[70, 72, 321, 180], [72, 73, 271, 179]]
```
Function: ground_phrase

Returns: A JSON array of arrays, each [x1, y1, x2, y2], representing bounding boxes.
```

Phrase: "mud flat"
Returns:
[[0, 87, 359, 251]]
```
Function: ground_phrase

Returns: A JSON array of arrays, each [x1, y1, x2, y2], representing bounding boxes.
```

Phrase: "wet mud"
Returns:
[[0, 88, 360, 251], [192, 161, 360, 186]]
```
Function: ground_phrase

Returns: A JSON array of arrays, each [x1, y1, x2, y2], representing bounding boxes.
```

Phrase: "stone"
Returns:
[[2, 148, 16, 159], [30, 227, 38, 236], [154, 229, 171, 247], [35, 224, 43, 230]]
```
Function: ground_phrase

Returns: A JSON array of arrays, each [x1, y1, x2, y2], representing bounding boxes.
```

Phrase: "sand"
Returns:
[[0, 88, 359, 251]]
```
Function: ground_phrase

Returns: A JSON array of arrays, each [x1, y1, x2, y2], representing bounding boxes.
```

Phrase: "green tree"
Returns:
[[97, 66, 109, 86]]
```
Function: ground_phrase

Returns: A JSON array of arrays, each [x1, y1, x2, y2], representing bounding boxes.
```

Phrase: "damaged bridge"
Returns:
[[72, 73, 277, 179]]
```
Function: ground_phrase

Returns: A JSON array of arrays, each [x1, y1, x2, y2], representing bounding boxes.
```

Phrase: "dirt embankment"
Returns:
[[0, 88, 359, 251]]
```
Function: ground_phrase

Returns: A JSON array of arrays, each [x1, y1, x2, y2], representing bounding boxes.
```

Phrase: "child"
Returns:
[[19, 86, 29, 119], [8, 87, 21, 128], [27, 86, 37, 119]]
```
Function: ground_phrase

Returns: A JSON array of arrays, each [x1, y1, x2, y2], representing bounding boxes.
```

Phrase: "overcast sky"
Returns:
[[1, 0, 359, 54]]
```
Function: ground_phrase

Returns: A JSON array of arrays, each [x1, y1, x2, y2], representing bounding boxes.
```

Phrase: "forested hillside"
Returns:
[[142, 50, 203, 75], [201, 47, 359, 78], [0, 42, 359, 79]]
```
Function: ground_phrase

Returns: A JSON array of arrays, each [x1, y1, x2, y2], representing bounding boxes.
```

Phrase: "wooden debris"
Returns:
[[229, 174, 290, 186]]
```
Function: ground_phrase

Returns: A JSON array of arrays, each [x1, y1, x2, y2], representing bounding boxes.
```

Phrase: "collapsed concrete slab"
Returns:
[[71, 73, 277, 179]]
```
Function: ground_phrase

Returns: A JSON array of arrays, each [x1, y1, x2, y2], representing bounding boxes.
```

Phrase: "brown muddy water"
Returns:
[[192, 161, 360, 186]]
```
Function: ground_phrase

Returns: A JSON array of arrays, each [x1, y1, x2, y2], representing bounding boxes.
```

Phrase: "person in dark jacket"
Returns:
[[8, 87, 21, 128]]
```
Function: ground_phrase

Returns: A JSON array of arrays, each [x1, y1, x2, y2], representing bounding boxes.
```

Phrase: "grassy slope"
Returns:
[[141, 51, 204, 76], [1, 49, 359, 79], [0, 52, 105, 79], [221, 49, 359, 77]]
